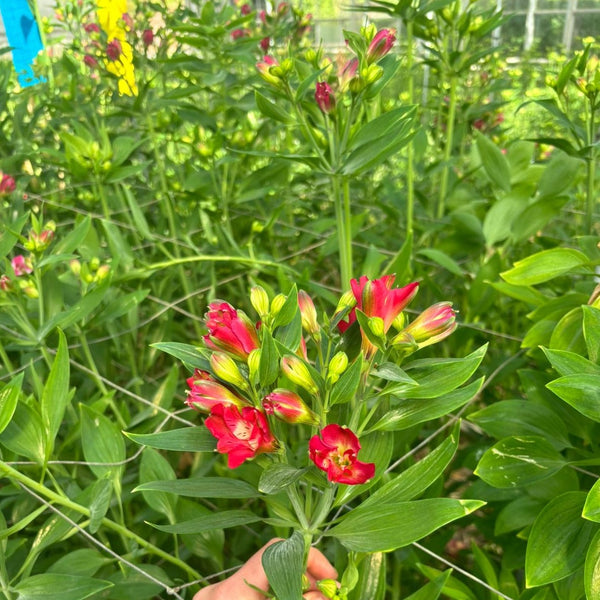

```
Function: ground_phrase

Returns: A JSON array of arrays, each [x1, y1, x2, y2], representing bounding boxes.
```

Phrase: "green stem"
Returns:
[[286, 484, 310, 531], [437, 75, 458, 219], [94, 179, 110, 220], [406, 20, 415, 236], [0, 461, 202, 581], [310, 485, 336, 532], [31, 0, 54, 91], [0, 340, 15, 373], [342, 178, 353, 285], [586, 102, 596, 234], [332, 176, 352, 289]]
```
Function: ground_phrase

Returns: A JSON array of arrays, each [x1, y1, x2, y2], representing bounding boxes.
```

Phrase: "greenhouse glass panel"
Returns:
[[573, 13, 600, 39], [503, 0, 528, 12], [577, 0, 600, 8], [533, 14, 566, 51], [537, 0, 569, 9]]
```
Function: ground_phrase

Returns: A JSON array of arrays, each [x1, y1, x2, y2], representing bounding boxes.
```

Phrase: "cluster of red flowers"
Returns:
[[186, 275, 456, 485]]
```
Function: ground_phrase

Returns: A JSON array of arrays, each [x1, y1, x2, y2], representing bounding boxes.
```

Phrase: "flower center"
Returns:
[[233, 421, 252, 440]]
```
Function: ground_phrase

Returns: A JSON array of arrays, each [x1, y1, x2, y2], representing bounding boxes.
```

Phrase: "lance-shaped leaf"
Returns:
[[136, 476, 259, 499], [262, 532, 305, 600], [150, 510, 261, 534], [0, 372, 23, 435], [327, 498, 485, 552], [125, 427, 216, 452]]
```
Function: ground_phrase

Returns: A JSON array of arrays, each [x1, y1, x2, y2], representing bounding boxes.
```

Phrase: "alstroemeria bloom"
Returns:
[[366, 28, 396, 64], [338, 275, 418, 334], [186, 369, 248, 412], [204, 301, 260, 361], [263, 389, 318, 425], [205, 404, 278, 468], [338, 57, 358, 92], [394, 301, 457, 349], [0, 173, 16, 195], [11, 255, 33, 277], [315, 81, 335, 114], [256, 55, 281, 86], [309, 424, 375, 485]]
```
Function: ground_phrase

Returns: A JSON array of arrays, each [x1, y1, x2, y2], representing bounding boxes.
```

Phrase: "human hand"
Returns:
[[193, 538, 338, 600]]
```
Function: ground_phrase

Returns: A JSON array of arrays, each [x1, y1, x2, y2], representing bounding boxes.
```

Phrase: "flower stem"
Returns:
[[586, 102, 597, 234], [437, 75, 458, 220], [332, 175, 353, 289], [0, 460, 202, 581], [405, 20, 415, 236]]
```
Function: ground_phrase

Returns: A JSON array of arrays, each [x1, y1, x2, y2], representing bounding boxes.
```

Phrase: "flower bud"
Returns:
[[305, 48, 317, 65], [69, 259, 81, 276], [281, 355, 319, 395], [248, 348, 261, 384], [364, 64, 384, 85], [298, 290, 320, 339], [106, 39, 123, 61], [0, 173, 16, 195], [394, 302, 457, 349], [270, 293, 286, 317], [186, 369, 249, 412], [95, 265, 111, 281], [0, 275, 12, 292], [251, 285, 270, 318], [262, 389, 318, 425], [142, 28, 154, 47], [315, 81, 335, 114], [327, 351, 348, 384], [19, 279, 39, 298], [366, 28, 396, 64], [317, 579, 339, 599], [256, 55, 281, 87], [210, 352, 249, 390]]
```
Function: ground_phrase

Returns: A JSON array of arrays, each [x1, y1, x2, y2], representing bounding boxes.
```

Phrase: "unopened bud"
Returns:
[[248, 348, 261, 384], [95, 265, 110, 281], [251, 286, 270, 318], [327, 351, 348, 384], [270, 293, 286, 317], [317, 579, 339, 599], [298, 290, 320, 338], [19, 279, 39, 299], [210, 352, 249, 390], [281, 355, 319, 395]]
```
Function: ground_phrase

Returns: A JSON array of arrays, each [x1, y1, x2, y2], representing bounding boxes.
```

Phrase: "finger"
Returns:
[[306, 546, 338, 581], [303, 592, 329, 600]]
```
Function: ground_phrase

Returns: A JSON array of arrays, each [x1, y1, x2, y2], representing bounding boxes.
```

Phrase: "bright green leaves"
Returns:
[[262, 532, 305, 600], [0, 372, 23, 435], [475, 435, 567, 488], [476, 130, 511, 192], [12, 573, 113, 600], [500, 248, 590, 286], [525, 492, 597, 588], [126, 427, 216, 452], [328, 498, 485, 552]]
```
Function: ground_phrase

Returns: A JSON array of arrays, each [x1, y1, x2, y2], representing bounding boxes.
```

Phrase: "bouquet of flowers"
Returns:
[[132, 275, 486, 598]]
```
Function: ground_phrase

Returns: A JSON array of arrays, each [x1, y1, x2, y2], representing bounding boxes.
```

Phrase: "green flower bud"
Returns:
[[250, 285, 270, 318], [270, 293, 286, 317], [317, 579, 339, 599], [210, 352, 249, 390], [327, 351, 348, 384]]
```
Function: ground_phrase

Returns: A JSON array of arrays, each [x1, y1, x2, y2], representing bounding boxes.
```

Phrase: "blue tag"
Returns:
[[0, 0, 47, 87]]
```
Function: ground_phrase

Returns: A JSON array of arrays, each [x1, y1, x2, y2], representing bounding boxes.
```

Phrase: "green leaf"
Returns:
[[0, 372, 23, 435], [255, 90, 292, 123], [371, 362, 416, 385], [272, 285, 299, 329], [39, 278, 112, 339], [48, 549, 111, 577], [511, 195, 570, 243], [371, 377, 483, 431], [138, 448, 177, 520], [417, 248, 465, 276], [121, 184, 153, 240], [391, 344, 487, 399], [382, 231, 412, 280], [136, 476, 259, 499], [468, 399, 571, 449], [79, 404, 125, 482], [403, 570, 451, 600], [585, 529, 600, 600], [258, 464, 306, 495], [13, 574, 112, 600], [360, 422, 459, 508], [495, 496, 545, 535], [41, 330, 70, 457], [151, 342, 209, 371], [542, 347, 600, 377], [475, 435, 567, 488], [546, 375, 600, 422], [526, 492, 596, 587], [329, 354, 363, 406], [536, 153, 582, 199], [583, 306, 600, 363], [549, 306, 586, 354], [416, 565, 478, 600], [259, 329, 280, 387], [0, 401, 45, 464], [327, 498, 485, 552], [475, 131, 511, 192], [52, 216, 91, 256], [0, 212, 29, 259], [583, 479, 600, 523], [125, 427, 216, 452], [151, 509, 261, 534], [88, 477, 112, 534], [501, 248, 590, 286], [262, 532, 305, 600]]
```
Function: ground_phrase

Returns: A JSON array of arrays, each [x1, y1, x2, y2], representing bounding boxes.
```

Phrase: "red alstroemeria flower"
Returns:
[[186, 369, 248, 412], [309, 424, 375, 485], [315, 81, 335, 114], [263, 388, 318, 425], [205, 404, 278, 468], [203, 301, 260, 361], [366, 28, 396, 64]]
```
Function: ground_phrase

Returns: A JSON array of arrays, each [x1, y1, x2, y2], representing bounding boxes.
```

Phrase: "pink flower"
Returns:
[[84, 23, 100, 34], [398, 302, 457, 349], [315, 81, 335, 114], [259, 10, 267, 23], [309, 424, 375, 485], [338, 57, 358, 92], [11, 255, 33, 277], [84, 55, 98, 68], [240, 3, 251, 15], [142, 28, 154, 47], [231, 28, 247, 41], [263, 389, 318, 425], [186, 369, 249, 412], [0, 173, 16, 194], [203, 301, 260, 361], [366, 28, 396, 64], [260, 36, 270, 52], [338, 275, 419, 334], [121, 13, 134, 29], [106, 39, 122, 61], [205, 404, 278, 468], [256, 55, 281, 86], [0, 275, 11, 292]]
